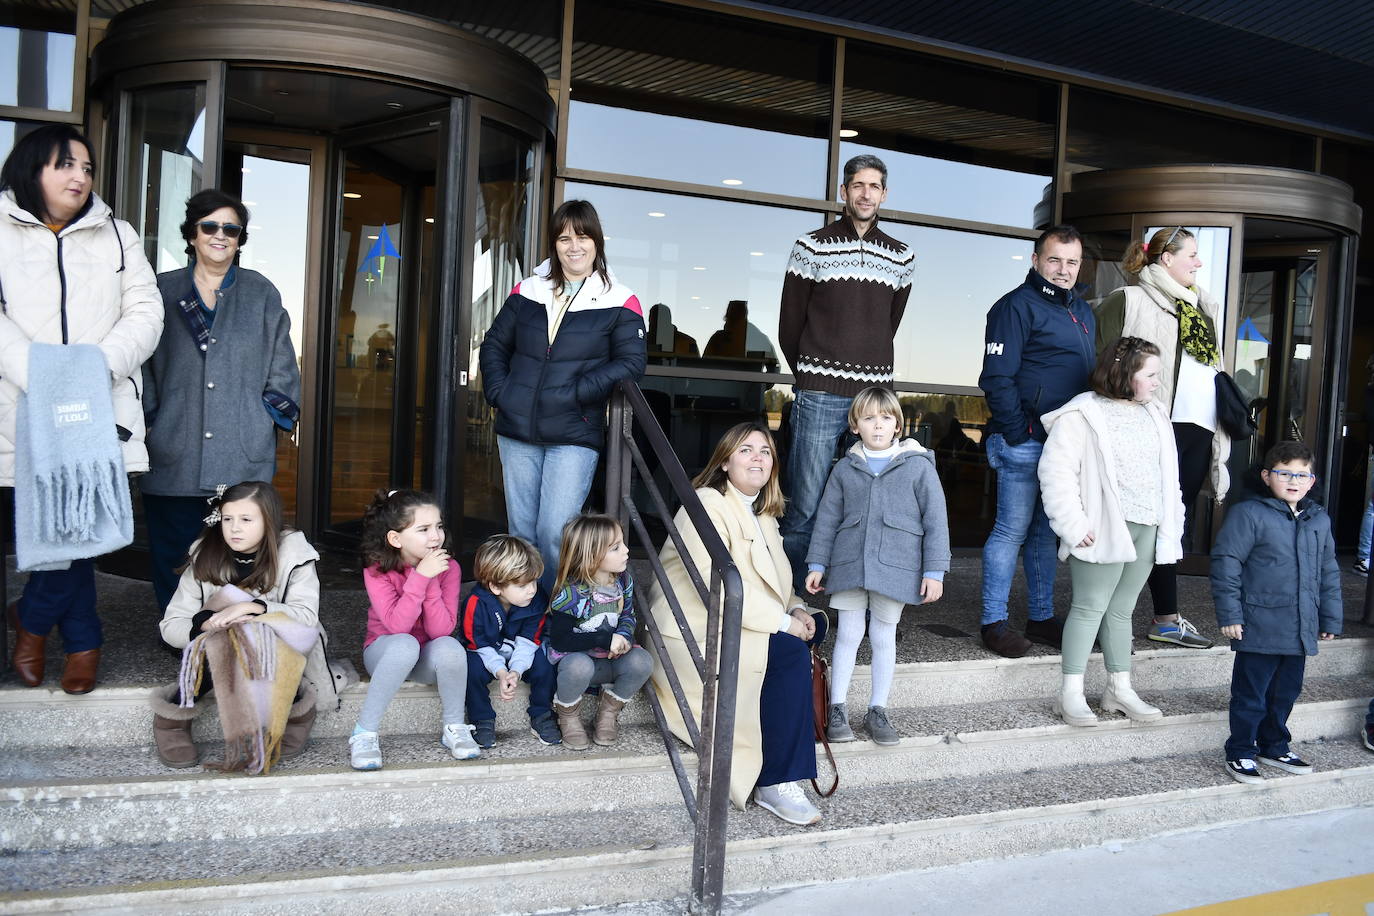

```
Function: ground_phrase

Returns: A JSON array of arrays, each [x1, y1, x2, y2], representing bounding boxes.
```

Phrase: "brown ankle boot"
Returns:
[[150, 683, 200, 768], [555, 697, 590, 750], [278, 684, 318, 760], [13, 625, 47, 687], [592, 690, 628, 746], [61, 648, 100, 695]]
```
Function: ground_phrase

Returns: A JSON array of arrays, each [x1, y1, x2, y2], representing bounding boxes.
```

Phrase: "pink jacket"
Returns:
[[363, 562, 461, 648]]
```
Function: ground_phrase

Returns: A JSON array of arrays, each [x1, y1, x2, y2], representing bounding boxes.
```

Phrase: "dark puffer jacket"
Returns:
[[1210, 483, 1342, 656], [479, 260, 645, 451]]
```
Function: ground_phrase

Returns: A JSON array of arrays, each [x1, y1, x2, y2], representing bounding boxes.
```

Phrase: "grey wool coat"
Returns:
[[140, 266, 300, 496], [806, 440, 951, 605]]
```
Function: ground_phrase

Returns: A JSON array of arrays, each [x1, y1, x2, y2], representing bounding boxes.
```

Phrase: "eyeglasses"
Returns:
[[1266, 468, 1316, 483], [197, 221, 243, 239]]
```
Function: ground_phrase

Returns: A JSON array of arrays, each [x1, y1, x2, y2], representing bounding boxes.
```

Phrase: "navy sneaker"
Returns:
[[1225, 758, 1263, 785], [1256, 752, 1313, 774], [472, 719, 497, 749], [530, 712, 562, 746], [1362, 724, 1374, 753]]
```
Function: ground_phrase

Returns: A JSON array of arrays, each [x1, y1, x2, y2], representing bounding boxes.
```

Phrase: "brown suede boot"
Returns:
[[150, 683, 200, 768], [12, 625, 47, 687], [60, 648, 100, 695], [592, 690, 628, 746], [278, 684, 318, 760], [555, 697, 590, 750]]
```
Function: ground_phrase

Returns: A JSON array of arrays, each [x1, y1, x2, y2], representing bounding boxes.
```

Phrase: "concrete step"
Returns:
[[4, 737, 1373, 914], [4, 637, 1369, 750], [5, 673, 1370, 855]]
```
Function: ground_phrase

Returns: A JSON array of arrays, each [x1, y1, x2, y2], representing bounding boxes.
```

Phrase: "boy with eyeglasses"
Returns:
[[1211, 441, 1342, 784]]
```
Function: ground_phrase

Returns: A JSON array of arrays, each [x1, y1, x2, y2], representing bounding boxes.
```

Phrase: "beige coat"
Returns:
[[1095, 267, 1231, 501], [648, 484, 803, 810]]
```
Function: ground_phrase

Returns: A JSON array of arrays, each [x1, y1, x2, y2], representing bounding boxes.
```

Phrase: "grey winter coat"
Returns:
[[806, 440, 951, 605], [140, 266, 300, 496], [1210, 493, 1342, 656]]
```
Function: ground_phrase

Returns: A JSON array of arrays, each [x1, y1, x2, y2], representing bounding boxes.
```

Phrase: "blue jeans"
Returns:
[[981, 433, 1056, 626], [497, 436, 599, 583], [1359, 496, 1373, 563], [780, 389, 854, 593], [1225, 651, 1305, 760]]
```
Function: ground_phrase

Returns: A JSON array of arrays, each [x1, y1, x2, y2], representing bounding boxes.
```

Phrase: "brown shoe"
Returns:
[[60, 648, 100, 694], [278, 684, 318, 761], [981, 622, 1031, 658], [12, 624, 47, 687], [555, 697, 590, 750], [150, 683, 200, 768], [592, 690, 628, 746]]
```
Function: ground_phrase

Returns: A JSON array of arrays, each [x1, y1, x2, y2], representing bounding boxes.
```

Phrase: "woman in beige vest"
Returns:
[[1096, 227, 1230, 650]]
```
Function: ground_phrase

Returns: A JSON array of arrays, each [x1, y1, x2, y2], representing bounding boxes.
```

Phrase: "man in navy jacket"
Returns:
[[977, 226, 1096, 657]]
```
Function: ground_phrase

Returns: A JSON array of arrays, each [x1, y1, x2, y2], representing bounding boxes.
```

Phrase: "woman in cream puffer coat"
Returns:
[[0, 125, 162, 694]]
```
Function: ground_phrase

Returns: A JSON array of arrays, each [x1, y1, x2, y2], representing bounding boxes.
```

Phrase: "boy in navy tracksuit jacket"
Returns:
[[1211, 441, 1342, 785], [459, 535, 560, 747]]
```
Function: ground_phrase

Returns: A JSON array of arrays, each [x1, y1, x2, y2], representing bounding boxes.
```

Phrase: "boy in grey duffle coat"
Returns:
[[805, 387, 950, 746]]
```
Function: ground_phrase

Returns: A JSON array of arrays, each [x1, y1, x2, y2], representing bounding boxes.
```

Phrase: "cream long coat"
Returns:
[[648, 484, 803, 810]]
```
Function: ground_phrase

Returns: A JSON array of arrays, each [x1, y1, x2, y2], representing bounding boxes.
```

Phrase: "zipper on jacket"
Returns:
[[56, 234, 69, 344]]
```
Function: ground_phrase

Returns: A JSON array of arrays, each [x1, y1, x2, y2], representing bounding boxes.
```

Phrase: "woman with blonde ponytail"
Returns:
[[1096, 227, 1229, 651]]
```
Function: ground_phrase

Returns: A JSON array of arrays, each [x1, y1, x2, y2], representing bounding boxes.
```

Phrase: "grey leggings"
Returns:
[[554, 647, 654, 705], [358, 634, 468, 732]]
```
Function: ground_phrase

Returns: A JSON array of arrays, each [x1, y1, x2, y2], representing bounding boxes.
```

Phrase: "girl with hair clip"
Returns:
[[1038, 337, 1186, 727], [153, 480, 323, 773], [545, 513, 653, 750], [1096, 227, 1228, 650], [350, 488, 479, 770]]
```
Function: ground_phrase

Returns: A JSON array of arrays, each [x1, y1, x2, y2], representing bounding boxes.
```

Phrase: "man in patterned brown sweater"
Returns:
[[778, 154, 916, 593]]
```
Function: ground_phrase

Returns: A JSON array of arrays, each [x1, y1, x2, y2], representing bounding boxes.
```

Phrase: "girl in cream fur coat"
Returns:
[[1038, 337, 1186, 726]]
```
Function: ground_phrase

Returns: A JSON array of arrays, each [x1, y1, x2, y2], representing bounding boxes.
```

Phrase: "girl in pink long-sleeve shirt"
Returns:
[[350, 489, 480, 770]]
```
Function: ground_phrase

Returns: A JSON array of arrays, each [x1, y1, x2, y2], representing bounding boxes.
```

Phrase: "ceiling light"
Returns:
[[691, 296, 700, 300], [385, 102, 404, 110], [367, 234, 379, 240], [275, 90, 290, 97], [722, 178, 743, 186], [839, 128, 859, 138], [243, 201, 257, 207], [343, 192, 362, 199], [1011, 255, 1024, 260], [240, 167, 251, 174], [692, 266, 706, 271], [648, 211, 666, 218], [749, 251, 764, 257], [424, 217, 434, 224]]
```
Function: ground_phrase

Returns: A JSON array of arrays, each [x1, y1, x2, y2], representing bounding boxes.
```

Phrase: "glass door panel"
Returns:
[[121, 83, 209, 270], [462, 118, 535, 554]]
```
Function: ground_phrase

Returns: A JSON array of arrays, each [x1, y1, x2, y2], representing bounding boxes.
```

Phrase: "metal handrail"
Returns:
[[604, 381, 743, 916]]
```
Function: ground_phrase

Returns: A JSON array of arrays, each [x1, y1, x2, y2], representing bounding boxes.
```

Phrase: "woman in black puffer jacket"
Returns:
[[478, 200, 645, 578]]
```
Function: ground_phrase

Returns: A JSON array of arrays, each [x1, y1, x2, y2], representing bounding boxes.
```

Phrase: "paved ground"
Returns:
[[567, 805, 1374, 915]]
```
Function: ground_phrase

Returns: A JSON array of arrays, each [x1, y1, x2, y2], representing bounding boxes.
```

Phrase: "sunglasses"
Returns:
[[197, 220, 243, 239]]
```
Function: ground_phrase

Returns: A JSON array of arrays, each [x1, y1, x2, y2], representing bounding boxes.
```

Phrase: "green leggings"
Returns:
[[1062, 522, 1157, 675]]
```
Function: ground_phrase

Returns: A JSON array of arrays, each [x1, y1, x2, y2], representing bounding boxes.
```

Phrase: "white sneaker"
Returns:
[[442, 723, 481, 760], [752, 781, 821, 826], [349, 730, 382, 770]]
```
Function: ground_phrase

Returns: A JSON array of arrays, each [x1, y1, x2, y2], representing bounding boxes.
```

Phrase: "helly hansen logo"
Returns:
[[986, 343, 1005, 356], [1042, 286, 1055, 296], [52, 400, 92, 426]]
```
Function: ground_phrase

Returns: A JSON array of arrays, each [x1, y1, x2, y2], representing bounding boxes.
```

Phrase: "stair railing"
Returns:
[[603, 381, 743, 916]]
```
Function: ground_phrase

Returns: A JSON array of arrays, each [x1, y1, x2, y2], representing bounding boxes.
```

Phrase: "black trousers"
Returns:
[[1147, 422, 1213, 616]]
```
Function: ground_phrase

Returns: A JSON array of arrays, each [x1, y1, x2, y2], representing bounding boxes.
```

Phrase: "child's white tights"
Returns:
[[828, 588, 905, 708]]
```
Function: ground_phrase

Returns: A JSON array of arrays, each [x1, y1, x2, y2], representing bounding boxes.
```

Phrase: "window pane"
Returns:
[[569, 0, 830, 197], [1068, 87, 1314, 172], [0, 117, 44, 165], [121, 83, 208, 271], [0, 25, 75, 112], [877, 222, 1040, 389], [841, 42, 1056, 226]]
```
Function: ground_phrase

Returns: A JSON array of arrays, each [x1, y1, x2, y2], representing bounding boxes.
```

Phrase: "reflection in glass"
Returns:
[[0, 26, 75, 112], [841, 42, 1055, 226], [0, 118, 45, 165], [568, 101, 825, 198], [122, 84, 207, 271], [879, 222, 1039, 389], [570, 0, 830, 198], [465, 121, 534, 553]]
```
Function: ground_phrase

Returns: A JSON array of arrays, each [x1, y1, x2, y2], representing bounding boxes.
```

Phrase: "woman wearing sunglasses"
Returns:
[[141, 190, 301, 617], [1095, 226, 1229, 651]]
